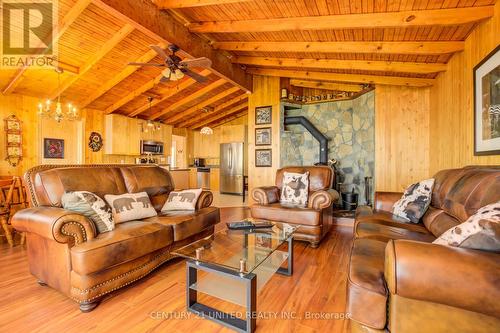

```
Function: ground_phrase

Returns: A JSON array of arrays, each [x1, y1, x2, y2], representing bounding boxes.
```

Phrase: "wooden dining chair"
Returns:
[[0, 177, 16, 247]]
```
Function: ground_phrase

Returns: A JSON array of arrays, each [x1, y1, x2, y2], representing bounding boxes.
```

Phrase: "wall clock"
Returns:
[[88, 132, 103, 152], [4, 115, 23, 167]]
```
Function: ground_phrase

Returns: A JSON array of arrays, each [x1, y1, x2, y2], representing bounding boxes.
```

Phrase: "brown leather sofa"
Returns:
[[347, 166, 500, 333], [12, 165, 219, 312], [250, 166, 339, 248]]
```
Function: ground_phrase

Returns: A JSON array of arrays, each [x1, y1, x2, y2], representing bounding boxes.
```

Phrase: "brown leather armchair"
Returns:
[[250, 166, 339, 248], [12, 164, 219, 312], [348, 166, 500, 333]]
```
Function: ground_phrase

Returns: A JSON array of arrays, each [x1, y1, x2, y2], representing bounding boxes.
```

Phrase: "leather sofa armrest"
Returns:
[[11, 207, 97, 246], [195, 190, 213, 210], [251, 186, 280, 205], [385, 240, 500, 319], [355, 205, 373, 218], [308, 189, 339, 210], [374, 191, 402, 211]]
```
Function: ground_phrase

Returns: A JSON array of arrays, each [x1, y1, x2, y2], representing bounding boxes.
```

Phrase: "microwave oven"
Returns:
[[140, 140, 164, 155]]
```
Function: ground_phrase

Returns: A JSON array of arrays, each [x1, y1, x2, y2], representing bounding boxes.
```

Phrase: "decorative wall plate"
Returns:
[[88, 132, 103, 152]]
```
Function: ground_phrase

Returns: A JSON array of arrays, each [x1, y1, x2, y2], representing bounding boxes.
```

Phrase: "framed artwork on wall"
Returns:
[[474, 44, 500, 156], [255, 127, 272, 146], [255, 106, 272, 125], [255, 149, 272, 167], [44, 138, 65, 159]]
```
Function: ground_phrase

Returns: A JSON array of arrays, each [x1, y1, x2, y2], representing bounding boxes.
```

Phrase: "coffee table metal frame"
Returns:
[[185, 235, 293, 333]]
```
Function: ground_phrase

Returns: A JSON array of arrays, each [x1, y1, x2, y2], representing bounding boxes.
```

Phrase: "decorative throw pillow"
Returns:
[[433, 201, 500, 252], [161, 188, 203, 211], [280, 171, 310, 206], [104, 192, 157, 223], [392, 179, 435, 223], [62, 191, 114, 233]]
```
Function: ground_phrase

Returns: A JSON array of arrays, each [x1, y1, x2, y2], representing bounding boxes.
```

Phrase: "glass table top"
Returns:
[[172, 221, 297, 274]]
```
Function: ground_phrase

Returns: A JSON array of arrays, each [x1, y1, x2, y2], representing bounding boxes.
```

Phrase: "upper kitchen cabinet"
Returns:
[[221, 125, 246, 143]]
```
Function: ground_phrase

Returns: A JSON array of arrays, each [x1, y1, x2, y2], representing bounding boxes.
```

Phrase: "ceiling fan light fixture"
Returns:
[[200, 126, 213, 135], [174, 69, 184, 80]]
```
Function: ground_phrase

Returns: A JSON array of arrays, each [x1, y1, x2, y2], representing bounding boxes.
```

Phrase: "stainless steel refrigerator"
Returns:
[[220, 142, 244, 195]]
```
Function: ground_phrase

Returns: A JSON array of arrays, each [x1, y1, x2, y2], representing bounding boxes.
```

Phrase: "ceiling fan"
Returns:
[[129, 44, 212, 83]]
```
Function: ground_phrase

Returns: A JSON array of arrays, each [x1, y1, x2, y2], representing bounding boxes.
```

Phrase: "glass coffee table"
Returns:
[[173, 222, 297, 333]]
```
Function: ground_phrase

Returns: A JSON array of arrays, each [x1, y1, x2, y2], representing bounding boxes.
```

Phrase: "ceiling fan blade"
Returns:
[[180, 57, 212, 68], [128, 62, 165, 67], [150, 45, 170, 61], [183, 69, 208, 83]]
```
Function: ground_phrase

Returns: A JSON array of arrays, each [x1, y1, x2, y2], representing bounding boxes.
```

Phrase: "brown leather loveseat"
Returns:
[[347, 166, 500, 333], [251, 166, 339, 248], [12, 165, 219, 312]]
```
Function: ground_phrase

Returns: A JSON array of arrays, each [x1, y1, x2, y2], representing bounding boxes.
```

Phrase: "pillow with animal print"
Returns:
[[104, 192, 157, 223], [392, 179, 435, 223], [280, 172, 310, 207], [433, 201, 500, 253], [62, 191, 114, 233], [161, 188, 203, 212]]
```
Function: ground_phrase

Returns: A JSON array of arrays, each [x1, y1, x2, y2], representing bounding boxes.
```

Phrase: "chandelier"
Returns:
[[38, 67, 79, 122], [142, 97, 162, 133], [200, 126, 213, 135]]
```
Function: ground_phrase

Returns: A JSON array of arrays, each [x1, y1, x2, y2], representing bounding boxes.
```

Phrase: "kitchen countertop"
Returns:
[[169, 168, 190, 171], [188, 165, 220, 168]]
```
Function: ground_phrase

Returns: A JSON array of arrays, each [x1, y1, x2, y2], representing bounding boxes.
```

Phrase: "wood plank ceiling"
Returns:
[[1, 0, 496, 129]]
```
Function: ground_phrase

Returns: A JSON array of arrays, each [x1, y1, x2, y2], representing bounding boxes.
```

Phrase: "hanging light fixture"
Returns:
[[200, 126, 213, 135], [142, 97, 162, 133], [38, 67, 79, 122]]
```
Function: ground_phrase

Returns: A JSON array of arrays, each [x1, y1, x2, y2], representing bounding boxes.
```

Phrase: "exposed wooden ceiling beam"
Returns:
[[167, 86, 240, 125], [289, 79, 364, 92], [93, 0, 252, 92], [80, 42, 167, 108], [2, 0, 92, 94], [150, 79, 227, 120], [105, 73, 163, 114], [233, 56, 447, 74], [50, 24, 135, 100], [190, 102, 248, 129], [153, 0, 252, 9], [177, 93, 248, 128], [209, 112, 248, 129], [247, 68, 434, 87], [213, 41, 464, 55], [128, 69, 212, 117], [189, 6, 494, 33]]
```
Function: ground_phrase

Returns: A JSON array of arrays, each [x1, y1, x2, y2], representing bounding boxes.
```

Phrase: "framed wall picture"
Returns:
[[255, 149, 272, 167], [44, 138, 65, 159], [255, 127, 272, 146], [474, 44, 500, 155], [255, 106, 272, 125]]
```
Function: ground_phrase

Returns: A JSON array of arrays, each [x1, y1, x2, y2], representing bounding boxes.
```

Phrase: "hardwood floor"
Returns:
[[0, 208, 353, 333]]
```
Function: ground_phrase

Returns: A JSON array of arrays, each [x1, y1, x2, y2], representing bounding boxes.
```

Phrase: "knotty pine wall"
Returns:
[[429, 1, 500, 174]]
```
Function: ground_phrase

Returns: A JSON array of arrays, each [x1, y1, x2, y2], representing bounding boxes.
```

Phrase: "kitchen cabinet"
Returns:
[[128, 117, 141, 155], [210, 168, 220, 191], [189, 168, 197, 188], [192, 129, 221, 159], [221, 125, 246, 143], [170, 170, 190, 190]]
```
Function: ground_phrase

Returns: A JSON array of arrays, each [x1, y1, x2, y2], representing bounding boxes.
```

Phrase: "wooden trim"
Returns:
[[2, 0, 92, 94], [289, 79, 363, 92], [149, 79, 227, 120], [93, 0, 252, 92], [233, 56, 447, 74], [153, 0, 253, 9], [177, 93, 248, 128], [50, 24, 135, 100], [190, 103, 248, 129], [188, 6, 494, 33], [247, 68, 434, 87], [80, 43, 167, 108], [166, 86, 240, 125], [213, 41, 464, 55], [128, 69, 212, 117]]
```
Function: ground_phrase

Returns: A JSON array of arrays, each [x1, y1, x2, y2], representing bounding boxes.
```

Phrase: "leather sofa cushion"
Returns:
[[355, 221, 436, 243], [145, 207, 219, 242], [71, 221, 173, 275], [347, 238, 388, 329], [251, 203, 321, 226]]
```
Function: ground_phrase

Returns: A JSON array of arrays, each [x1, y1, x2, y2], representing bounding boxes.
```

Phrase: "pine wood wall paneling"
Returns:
[[429, 2, 500, 174], [375, 85, 431, 192], [248, 75, 281, 204]]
